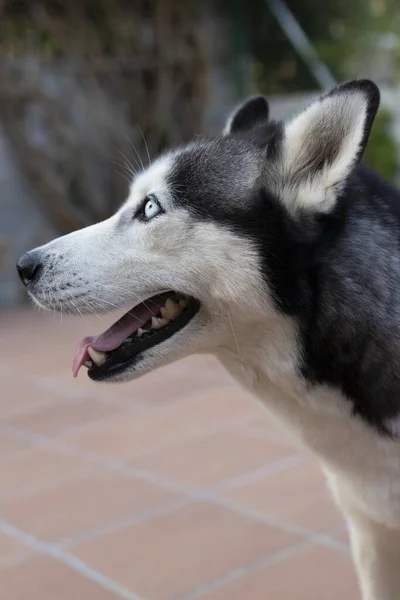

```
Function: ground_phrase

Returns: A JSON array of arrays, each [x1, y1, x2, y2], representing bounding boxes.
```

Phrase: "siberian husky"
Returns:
[[18, 79, 400, 599]]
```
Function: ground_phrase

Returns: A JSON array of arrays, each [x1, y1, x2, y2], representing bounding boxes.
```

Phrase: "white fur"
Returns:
[[272, 92, 368, 212]]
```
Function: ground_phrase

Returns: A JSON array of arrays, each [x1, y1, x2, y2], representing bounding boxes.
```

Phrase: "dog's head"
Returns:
[[17, 80, 379, 382]]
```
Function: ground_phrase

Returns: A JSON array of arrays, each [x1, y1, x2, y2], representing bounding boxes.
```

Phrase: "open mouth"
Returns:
[[73, 292, 200, 380]]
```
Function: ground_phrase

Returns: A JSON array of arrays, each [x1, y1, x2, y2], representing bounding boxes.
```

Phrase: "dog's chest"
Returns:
[[261, 376, 400, 525], [221, 349, 400, 526]]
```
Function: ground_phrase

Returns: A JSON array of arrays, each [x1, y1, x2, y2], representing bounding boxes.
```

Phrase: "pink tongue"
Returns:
[[72, 294, 168, 377]]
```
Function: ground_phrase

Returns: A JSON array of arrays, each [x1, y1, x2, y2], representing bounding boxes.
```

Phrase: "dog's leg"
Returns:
[[327, 473, 400, 600], [347, 512, 400, 600]]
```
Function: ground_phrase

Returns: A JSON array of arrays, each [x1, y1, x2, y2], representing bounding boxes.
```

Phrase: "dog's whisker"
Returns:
[[124, 133, 145, 173], [136, 123, 152, 167], [112, 161, 136, 184], [88, 294, 160, 318], [227, 310, 245, 376], [93, 282, 163, 312], [58, 300, 63, 328], [117, 148, 141, 177], [66, 293, 89, 325]]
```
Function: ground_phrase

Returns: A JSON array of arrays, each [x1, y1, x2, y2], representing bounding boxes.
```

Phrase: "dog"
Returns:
[[17, 79, 400, 599]]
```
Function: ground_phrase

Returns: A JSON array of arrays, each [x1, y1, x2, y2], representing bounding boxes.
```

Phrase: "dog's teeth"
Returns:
[[151, 316, 165, 329], [163, 298, 181, 319], [179, 298, 188, 309], [87, 347, 106, 367], [137, 328, 145, 337], [125, 336, 133, 343], [84, 360, 93, 368]]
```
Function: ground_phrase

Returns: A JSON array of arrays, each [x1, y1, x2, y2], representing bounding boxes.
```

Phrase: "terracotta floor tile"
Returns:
[[66, 389, 259, 460], [245, 414, 301, 446], [0, 378, 63, 420], [96, 355, 236, 406], [200, 544, 358, 600], [0, 448, 89, 502], [44, 368, 134, 398], [0, 431, 34, 458], [0, 337, 75, 375], [37, 364, 210, 410], [219, 460, 345, 534], [0, 532, 31, 565], [71, 501, 299, 600], [1, 469, 178, 543], [6, 399, 121, 437], [0, 309, 77, 342], [0, 312, 101, 376], [133, 429, 298, 490], [0, 556, 122, 599]]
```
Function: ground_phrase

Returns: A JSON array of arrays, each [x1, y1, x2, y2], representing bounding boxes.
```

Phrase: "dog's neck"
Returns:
[[216, 311, 300, 394]]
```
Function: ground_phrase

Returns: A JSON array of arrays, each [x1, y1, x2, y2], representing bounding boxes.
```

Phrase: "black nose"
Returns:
[[16, 252, 42, 285]]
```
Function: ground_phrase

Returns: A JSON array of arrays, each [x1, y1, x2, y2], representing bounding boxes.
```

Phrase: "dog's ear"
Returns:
[[268, 80, 380, 213], [224, 96, 269, 134]]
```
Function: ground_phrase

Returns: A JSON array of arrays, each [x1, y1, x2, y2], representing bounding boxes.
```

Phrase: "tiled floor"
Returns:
[[0, 309, 359, 599]]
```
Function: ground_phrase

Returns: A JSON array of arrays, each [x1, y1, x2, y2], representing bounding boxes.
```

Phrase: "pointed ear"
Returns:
[[270, 80, 380, 212], [224, 96, 269, 134]]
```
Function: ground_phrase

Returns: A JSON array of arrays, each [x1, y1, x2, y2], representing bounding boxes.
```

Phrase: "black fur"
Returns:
[[227, 95, 270, 134], [168, 82, 400, 435], [298, 167, 400, 433]]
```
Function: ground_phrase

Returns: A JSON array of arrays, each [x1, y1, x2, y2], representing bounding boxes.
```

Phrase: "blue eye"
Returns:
[[143, 195, 162, 220]]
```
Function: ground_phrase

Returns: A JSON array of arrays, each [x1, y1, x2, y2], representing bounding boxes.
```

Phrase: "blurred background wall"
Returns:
[[1, 0, 400, 307]]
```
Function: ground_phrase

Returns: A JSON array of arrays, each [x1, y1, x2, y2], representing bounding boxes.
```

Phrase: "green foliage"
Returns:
[[221, 0, 400, 93], [233, 0, 371, 93], [364, 108, 399, 182], [240, 0, 400, 181]]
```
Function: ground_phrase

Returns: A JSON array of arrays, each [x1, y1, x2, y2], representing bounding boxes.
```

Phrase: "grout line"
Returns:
[[2, 362, 232, 415], [56, 457, 308, 549], [206, 496, 349, 553], [107, 462, 195, 495], [313, 534, 350, 553], [0, 423, 190, 495], [208, 454, 305, 494], [116, 417, 264, 463], [58, 474, 344, 554], [59, 497, 193, 548], [0, 423, 349, 555], [53, 389, 248, 440], [2, 364, 281, 450], [205, 495, 314, 537], [170, 540, 313, 600], [0, 422, 303, 508], [2, 417, 296, 496], [59, 490, 307, 551], [0, 519, 146, 600]]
